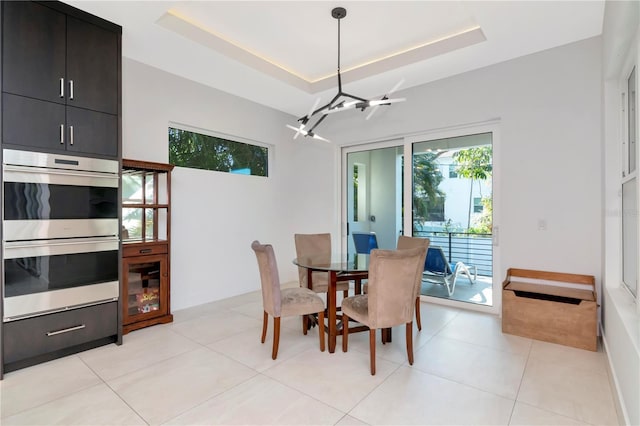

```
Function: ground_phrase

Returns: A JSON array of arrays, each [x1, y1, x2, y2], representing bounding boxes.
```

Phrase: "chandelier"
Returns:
[[286, 7, 406, 142]]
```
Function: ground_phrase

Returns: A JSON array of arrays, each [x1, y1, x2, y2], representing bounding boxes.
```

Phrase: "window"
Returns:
[[629, 67, 637, 174], [473, 197, 483, 213], [448, 164, 458, 178], [622, 64, 638, 298], [168, 127, 268, 177]]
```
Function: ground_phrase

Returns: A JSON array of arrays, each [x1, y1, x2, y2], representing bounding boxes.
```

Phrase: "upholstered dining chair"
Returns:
[[342, 246, 427, 375], [251, 240, 325, 360], [294, 233, 351, 295], [396, 235, 430, 331]]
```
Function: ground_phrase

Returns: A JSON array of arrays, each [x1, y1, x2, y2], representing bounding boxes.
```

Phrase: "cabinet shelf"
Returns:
[[122, 160, 173, 334]]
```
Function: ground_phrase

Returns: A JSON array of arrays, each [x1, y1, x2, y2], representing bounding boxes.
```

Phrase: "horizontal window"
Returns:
[[168, 127, 268, 177]]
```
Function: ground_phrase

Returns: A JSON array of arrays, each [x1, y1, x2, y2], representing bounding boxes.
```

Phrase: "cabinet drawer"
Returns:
[[3, 301, 118, 364], [123, 243, 168, 257]]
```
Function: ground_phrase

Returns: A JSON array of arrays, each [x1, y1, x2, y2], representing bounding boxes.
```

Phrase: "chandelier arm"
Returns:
[[307, 113, 329, 134], [341, 92, 369, 103]]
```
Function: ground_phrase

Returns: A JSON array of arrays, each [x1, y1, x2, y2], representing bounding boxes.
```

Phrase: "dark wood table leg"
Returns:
[[328, 270, 337, 353], [381, 327, 392, 343]]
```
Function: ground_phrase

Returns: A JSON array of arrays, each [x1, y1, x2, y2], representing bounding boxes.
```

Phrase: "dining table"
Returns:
[[293, 253, 389, 353]]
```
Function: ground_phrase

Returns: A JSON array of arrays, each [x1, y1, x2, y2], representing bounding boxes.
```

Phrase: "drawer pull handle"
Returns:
[[139, 249, 152, 254], [46, 324, 86, 337]]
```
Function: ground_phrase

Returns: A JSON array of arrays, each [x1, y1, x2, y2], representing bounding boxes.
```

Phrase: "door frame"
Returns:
[[341, 120, 501, 315]]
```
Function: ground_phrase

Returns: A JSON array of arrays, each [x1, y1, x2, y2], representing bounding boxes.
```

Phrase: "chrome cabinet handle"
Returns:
[[46, 324, 85, 336], [59, 78, 64, 98], [69, 126, 74, 145], [60, 124, 64, 144], [69, 80, 74, 100]]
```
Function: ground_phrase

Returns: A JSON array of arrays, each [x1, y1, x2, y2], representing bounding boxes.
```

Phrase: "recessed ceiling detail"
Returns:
[[156, 9, 486, 95]]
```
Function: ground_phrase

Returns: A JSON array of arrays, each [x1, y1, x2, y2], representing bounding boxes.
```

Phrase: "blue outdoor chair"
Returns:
[[352, 232, 379, 254], [423, 246, 477, 296]]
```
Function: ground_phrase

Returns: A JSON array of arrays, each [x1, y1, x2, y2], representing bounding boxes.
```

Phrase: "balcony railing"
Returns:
[[413, 230, 493, 277]]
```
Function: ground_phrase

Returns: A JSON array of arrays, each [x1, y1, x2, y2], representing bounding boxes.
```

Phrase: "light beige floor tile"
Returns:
[[438, 310, 532, 355], [417, 302, 461, 335], [349, 366, 514, 425], [412, 335, 527, 398], [0, 356, 101, 419], [108, 347, 256, 425], [228, 300, 264, 320], [208, 322, 322, 371], [344, 324, 434, 365], [518, 356, 618, 425], [509, 402, 586, 425], [528, 340, 606, 372], [263, 347, 400, 412], [164, 374, 343, 425], [2, 383, 146, 425], [79, 325, 201, 380], [169, 309, 262, 345], [171, 291, 262, 324], [335, 415, 370, 425]]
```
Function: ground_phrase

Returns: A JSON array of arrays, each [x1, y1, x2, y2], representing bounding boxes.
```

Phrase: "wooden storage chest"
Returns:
[[502, 268, 597, 351]]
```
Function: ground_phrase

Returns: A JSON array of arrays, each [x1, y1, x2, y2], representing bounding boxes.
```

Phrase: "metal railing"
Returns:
[[413, 230, 493, 276]]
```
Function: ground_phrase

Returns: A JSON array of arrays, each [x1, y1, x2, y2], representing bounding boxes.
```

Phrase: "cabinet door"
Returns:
[[66, 106, 118, 158], [66, 16, 118, 115], [123, 254, 169, 325], [2, 93, 66, 153], [2, 1, 66, 104]]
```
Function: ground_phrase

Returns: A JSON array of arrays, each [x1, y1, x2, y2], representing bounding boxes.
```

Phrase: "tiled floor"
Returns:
[[0, 288, 620, 425]]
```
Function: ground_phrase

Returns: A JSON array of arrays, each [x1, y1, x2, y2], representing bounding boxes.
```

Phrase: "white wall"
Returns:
[[122, 58, 337, 310], [123, 36, 603, 309], [325, 37, 603, 288]]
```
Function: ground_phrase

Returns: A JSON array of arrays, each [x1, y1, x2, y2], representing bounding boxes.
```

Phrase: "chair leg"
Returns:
[[406, 322, 414, 365], [261, 311, 268, 343], [369, 328, 376, 375], [342, 312, 349, 352], [272, 317, 281, 360], [318, 311, 325, 352], [302, 314, 308, 335], [415, 297, 422, 331]]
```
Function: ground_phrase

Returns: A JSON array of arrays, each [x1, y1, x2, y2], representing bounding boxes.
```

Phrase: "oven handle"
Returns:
[[3, 237, 119, 259], [3, 164, 119, 183], [46, 324, 86, 337], [4, 237, 119, 250]]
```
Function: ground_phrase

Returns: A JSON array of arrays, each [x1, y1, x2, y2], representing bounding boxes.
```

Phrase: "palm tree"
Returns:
[[412, 152, 445, 232]]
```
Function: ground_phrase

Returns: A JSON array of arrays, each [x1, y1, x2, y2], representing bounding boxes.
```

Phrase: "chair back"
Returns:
[[294, 233, 331, 289], [352, 232, 378, 254], [367, 247, 426, 329], [397, 235, 430, 295], [425, 246, 453, 276], [251, 240, 282, 317]]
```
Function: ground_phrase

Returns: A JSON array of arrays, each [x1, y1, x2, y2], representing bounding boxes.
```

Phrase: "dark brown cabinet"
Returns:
[[1, 1, 120, 158], [122, 160, 174, 333]]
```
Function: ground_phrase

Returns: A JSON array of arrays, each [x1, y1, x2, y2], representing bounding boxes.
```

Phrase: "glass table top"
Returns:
[[293, 253, 370, 272]]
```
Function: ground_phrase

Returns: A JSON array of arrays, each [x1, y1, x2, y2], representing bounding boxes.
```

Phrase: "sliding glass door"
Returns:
[[344, 141, 403, 256], [342, 125, 499, 312], [411, 132, 494, 306]]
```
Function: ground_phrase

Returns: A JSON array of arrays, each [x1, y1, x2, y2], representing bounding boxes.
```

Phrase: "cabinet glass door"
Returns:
[[123, 255, 167, 322]]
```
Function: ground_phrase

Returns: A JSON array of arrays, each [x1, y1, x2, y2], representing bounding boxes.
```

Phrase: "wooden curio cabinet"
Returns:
[[121, 159, 174, 334]]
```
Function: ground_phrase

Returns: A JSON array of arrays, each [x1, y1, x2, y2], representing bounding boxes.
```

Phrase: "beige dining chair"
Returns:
[[251, 240, 325, 360], [396, 235, 430, 331], [294, 233, 350, 293], [341, 246, 427, 375]]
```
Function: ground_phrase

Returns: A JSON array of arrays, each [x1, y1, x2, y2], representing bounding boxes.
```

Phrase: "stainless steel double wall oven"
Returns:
[[2, 149, 119, 321]]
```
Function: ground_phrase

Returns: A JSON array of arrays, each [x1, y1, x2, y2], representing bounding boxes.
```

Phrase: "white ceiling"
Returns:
[[65, 1, 605, 118]]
